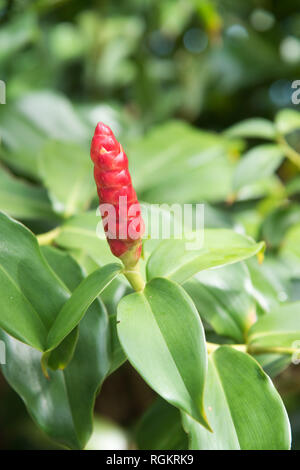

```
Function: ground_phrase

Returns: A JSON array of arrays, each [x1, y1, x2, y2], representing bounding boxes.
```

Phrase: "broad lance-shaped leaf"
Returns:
[[224, 118, 276, 140], [0, 165, 57, 221], [47, 262, 122, 351], [39, 141, 95, 217], [233, 144, 284, 192], [184, 263, 256, 343], [54, 203, 184, 267], [146, 228, 264, 284], [0, 211, 120, 356], [275, 108, 300, 135], [0, 247, 112, 449], [0, 212, 70, 350], [247, 301, 300, 351], [182, 346, 291, 450], [136, 398, 188, 450], [117, 277, 210, 429]]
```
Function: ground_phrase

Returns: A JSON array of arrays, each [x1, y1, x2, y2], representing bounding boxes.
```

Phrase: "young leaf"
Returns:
[[117, 277, 210, 429], [182, 346, 291, 450], [136, 398, 188, 450], [146, 228, 264, 284], [128, 121, 236, 203], [275, 109, 300, 135], [39, 141, 95, 217], [261, 204, 300, 249], [184, 263, 256, 343], [233, 144, 284, 192], [0, 212, 69, 350], [55, 211, 115, 266], [47, 263, 122, 351], [17, 91, 89, 142], [0, 165, 57, 221], [225, 118, 276, 140], [248, 301, 300, 351], [0, 247, 111, 449]]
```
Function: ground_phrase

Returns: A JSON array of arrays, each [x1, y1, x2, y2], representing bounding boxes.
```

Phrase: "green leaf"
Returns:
[[248, 301, 300, 351], [17, 91, 89, 142], [0, 165, 56, 220], [275, 109, 300, 135], [233, 144, 284, 192], [108, 314, 127, 374], [280, 222, 300, 277], [146, 229, 264, 284], [47, 263, 122, 351], [246, 257, 289, 313], [225, 118, 276, 140], [184, 263, 256, 343], [55, 211, 115, 266], [0, 246, 112, 449], [39, 141, 95, 217], [286, 175, 300, 196], [117, 277, 210, 429], [182, 346, 291, 450], [128, 121, 236, 203], [136, 399, 188, 450], [261, 204, 300, 249], [43, 327, 79, 373], [0, 212, 69, 350], [54, 203, 186, 271], [0, 107, 46, 179]]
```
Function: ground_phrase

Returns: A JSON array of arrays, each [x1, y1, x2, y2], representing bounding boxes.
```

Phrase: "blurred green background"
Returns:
[[0, 0, 300, 449]]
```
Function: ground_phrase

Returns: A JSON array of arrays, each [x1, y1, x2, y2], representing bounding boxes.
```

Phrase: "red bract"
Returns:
[[91, 122, 144, 266]]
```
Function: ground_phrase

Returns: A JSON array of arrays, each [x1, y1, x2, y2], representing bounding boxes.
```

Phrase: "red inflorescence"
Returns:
[[90, 122, 144, 262]]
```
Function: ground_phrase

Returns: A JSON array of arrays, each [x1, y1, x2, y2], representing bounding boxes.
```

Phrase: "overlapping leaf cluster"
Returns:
[[0, 92, 299, 450]]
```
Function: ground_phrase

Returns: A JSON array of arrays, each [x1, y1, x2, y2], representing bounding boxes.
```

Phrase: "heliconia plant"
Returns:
[[0, 113, 300, 450]]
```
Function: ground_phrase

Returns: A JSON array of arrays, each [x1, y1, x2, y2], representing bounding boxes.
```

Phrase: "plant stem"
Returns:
[[37, 227, 61, 246], [247, 345, 300, 356], [277, 134, 300, 170], [206, 342, 300, 357], [206, 342, 247, 354], [123, 264, 145, 292]]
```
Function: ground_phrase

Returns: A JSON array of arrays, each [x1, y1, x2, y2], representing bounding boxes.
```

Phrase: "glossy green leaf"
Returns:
[[286, 175, 300, 196], [55, 203, 187, 266], [182, 346, 291, 450], [39, 141, 95, 217], [184, 263, 256, 343], [128, 121, 236, 203], [55, 211, 115, 266], [0, 107, 46, 178], [117, 277, 209, 428], [147, 228, 264, 284], [108, 314, 127, 374], [225, 118, 276, 140], [233, 144, 284, 192], [0, 247, 111, 449], [0, 212, 69, 350], [47, 263, 122, 350], [136, 399, 188, 450], [280, 222, 300, 277], [246, 257, 290, 313], [248, 301, 300, 351], [0, 165, 56, 220], [275, 109, 300, 135], [261, 204, 300, 249], [17, 91, 89, 142]]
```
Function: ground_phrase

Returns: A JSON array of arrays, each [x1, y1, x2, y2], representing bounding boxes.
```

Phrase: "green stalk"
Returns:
[[37, 227, 61, 246], [123, 264, 145, 292]]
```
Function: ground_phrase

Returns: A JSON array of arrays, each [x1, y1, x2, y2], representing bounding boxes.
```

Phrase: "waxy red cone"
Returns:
[[91, 123, 145, 283]]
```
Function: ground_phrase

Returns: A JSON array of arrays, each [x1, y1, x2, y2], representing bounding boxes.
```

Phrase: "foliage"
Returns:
[[0, 0, 300, 451]]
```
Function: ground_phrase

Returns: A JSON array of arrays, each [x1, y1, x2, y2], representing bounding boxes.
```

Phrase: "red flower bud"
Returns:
[[91, 123, 144, 268]]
